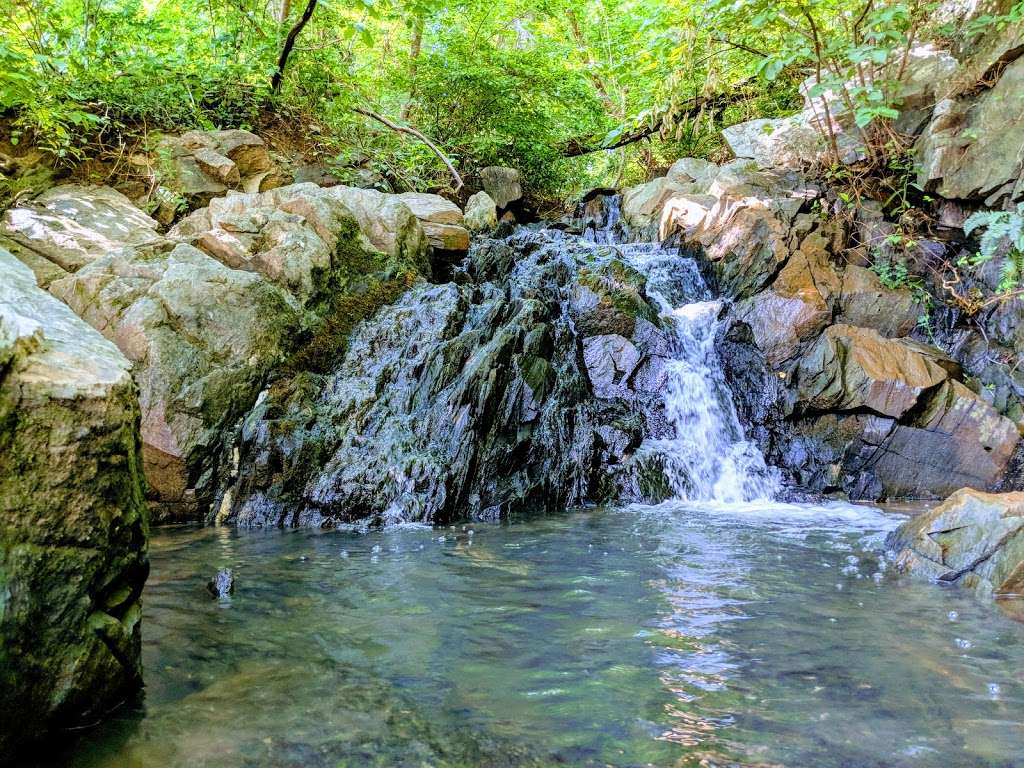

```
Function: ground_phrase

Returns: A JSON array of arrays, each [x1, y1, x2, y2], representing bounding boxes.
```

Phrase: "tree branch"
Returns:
[[352, 107, 464, 191]]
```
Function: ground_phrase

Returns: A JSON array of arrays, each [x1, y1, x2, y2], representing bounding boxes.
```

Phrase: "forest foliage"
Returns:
[[0, 0, 1016, 201]]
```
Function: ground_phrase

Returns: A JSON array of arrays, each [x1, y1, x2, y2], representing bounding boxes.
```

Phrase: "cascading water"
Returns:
[[598, 197, 780, 504]]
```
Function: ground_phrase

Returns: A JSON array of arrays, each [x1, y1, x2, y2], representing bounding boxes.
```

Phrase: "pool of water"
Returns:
[[47, 501, 1023, 768]]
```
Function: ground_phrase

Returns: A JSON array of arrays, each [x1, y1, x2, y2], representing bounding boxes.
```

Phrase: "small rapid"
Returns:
[[585, 192, 780, 504], [621, 242, 781, 503]]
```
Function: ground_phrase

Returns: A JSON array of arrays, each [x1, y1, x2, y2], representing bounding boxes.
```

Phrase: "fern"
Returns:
[[963, 203, 1024, 293]]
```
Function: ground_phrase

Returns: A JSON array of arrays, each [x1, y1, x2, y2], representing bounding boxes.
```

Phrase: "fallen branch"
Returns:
[[560, 84, 752, 157], [353, 107, 464, 191]]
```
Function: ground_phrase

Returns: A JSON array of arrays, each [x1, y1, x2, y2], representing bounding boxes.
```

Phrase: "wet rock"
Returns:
[[219, 233, 673, 526], [207, 568, 235, 597], [572, 258, 660, 338], [464, 191, 498, 233], [479, 166, 523, 209], [887, 488, 1024, 600], [583, 334, 641, 398], [0, 249, 148, 754]]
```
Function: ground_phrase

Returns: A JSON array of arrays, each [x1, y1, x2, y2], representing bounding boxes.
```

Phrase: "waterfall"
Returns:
[[615, 237, 780, 505]]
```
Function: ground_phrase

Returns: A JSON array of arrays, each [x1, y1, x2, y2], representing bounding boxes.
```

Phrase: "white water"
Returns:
[[616, 239, 781, 504]]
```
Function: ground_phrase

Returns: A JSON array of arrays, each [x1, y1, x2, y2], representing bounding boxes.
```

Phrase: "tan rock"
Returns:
[[397, 192, 464, 225], [837, 265, 922, 337], [888, 488, 1024, 600], [796, 324, 952, 418]]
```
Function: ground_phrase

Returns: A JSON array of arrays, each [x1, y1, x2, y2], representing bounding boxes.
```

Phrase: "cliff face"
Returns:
[[0, 248, 148, 755]]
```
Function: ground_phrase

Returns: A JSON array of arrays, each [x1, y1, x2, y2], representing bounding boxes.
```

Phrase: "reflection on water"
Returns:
[[45, 502, 1024, 768]]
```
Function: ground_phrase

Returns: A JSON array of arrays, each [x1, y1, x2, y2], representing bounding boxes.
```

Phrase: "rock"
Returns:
[[0, 185, 162, 272], [666, 157, 717, 188], [836, 265, 922, 337], [736, 227, 841, 366], [479, 166, 523, 209], [218, 232, 675, 526], [583, 334, 641, 398], [394, 192, 470, 255], [572, 258, 660, 338], [170, 183, 429, 303], [722, 116, 833, 170], [0, 249, 148, 754], [916, 50, 1024, 206], [207, 568, 235, 597], [396, 192, 464, 225], [868, 379, 1020, 497], [421, 221, 471, 252], [787, 325, 1019, 499], [887, 488, 1024, 600], [321, 185, 430, 266], [724, 45, 956, 170], [621, 177, 692, 229], [795, 324, 953, 418], [155, 129, 288, 220], [465, 191, 498, 233], [50, 241, 299, 520]]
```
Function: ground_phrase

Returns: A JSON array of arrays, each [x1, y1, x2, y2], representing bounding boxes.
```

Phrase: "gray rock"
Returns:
[[888, 488, 1024, 601], [479, 166, 523, 208], [207, 568, 235, 597]]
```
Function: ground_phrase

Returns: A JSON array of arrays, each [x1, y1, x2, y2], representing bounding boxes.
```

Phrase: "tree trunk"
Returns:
[[400, 15, 425, 120], [270, 0, 318, 95]]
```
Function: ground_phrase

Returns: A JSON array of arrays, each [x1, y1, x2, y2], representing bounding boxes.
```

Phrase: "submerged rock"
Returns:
[[0, 249, 148, 754], [887, 489, 1024, 601], [207, 568, 235, 597]]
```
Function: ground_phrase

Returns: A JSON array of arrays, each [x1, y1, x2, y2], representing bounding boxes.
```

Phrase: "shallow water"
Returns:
[[51, 502, 1023, 768]]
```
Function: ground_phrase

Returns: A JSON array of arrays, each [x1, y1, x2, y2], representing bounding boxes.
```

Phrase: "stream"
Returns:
[[49, 504, 1023, 767], [42, 223, 1024, 767]]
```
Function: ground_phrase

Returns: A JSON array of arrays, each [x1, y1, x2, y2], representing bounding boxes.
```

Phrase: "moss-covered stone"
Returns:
[[0, 249, 148, 756]]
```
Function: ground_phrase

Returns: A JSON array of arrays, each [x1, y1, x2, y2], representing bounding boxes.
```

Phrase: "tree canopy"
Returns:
[[1, 0, 1015, 201]]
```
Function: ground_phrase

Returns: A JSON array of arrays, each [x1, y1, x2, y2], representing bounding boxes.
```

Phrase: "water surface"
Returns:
[[52, 502, 1024, 768]]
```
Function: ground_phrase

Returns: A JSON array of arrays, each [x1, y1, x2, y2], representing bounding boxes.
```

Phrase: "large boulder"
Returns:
[[0, 249, 148, 754], [795, 325, 953, 418], [887, 488, 1024, 601], [50, 242, 299, 520], [791, 325, 1020, 498]]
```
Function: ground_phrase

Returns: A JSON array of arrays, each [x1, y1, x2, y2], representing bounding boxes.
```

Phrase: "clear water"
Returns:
[[48, 502, 1024, 768]]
